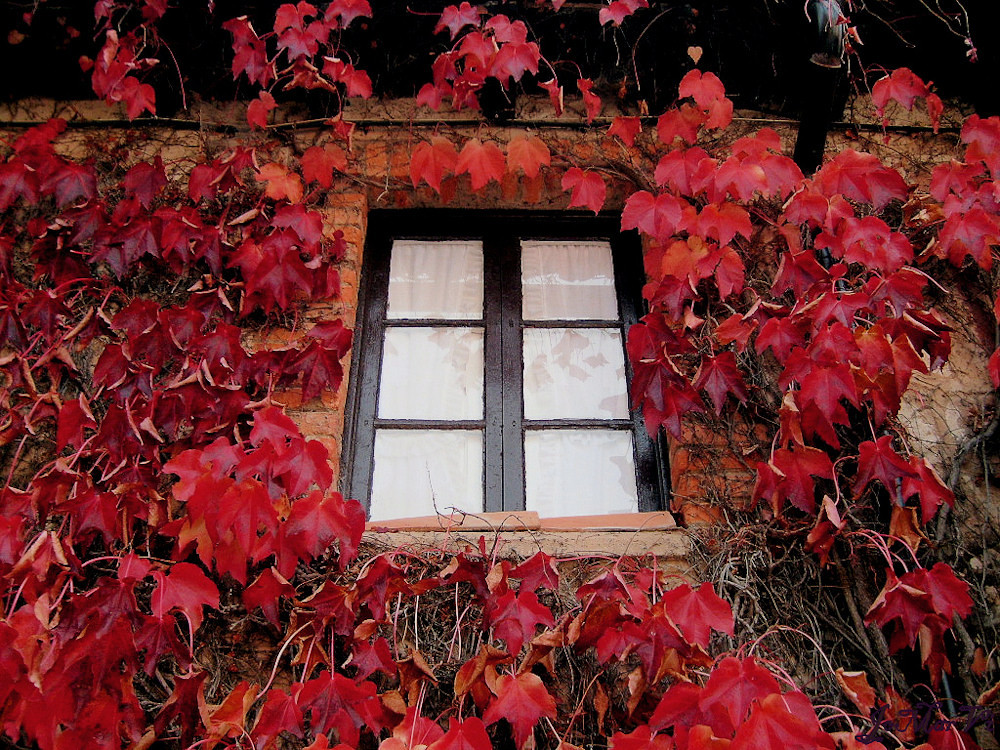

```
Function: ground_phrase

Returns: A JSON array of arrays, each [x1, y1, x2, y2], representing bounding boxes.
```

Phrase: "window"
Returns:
[[342, 211, 668, 521]]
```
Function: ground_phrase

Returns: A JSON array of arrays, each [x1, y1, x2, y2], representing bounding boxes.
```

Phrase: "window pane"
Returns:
[[387, 240, 483, 319], [524, 430, 639, 516], [521, 240, 618, 320], [370, 430, 483, 520], [378, 327, 484, 419], [523, 328, 628, 419]]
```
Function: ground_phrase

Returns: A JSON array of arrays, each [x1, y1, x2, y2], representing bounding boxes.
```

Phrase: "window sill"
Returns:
[[363, 511, 689, 565], [366, 510, 676, 532]]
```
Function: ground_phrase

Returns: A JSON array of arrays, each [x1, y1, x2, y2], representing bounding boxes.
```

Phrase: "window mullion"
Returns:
[[483, 237, 504, 514], [497, 235, 525, 512]]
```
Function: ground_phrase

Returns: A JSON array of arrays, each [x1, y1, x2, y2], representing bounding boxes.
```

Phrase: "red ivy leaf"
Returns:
[[247, 91, 277, 129], [694, 351, 749, 415], [123, 156, 166, 208], [920, 562, 973, 621], [348, 636, 396, 679], [121, 76, 156, 120], [274, 1, 325, 59], [456, 139, 506, 190], [483, 673, 557, 749], [698, 656, 782, 736], [872, 67, 930, 112], [855, 435, 917, 494], [435, 2, 482, 39], [936, 208, 1000, 270], [150, 562, 220, 633], [657, 104, 705, 145], [813, 150, 908, 210], [324, 58, 373, 98], [577, 78, 602, 122], [251, 688, 305, 747], [865, 569, 934, 649], [539, 77, 564, 116], [326, 0, 372, 27], [302, 144, 348, 187], [484, 590, 555, 654], [202, 681, 258, 744], [768, 444, 834, 514], [43, 159, 97, 206], [410, 136, 460, 193], [509, 551, 560, 593], [689, 202, 752, 246], [607, 116, 642, 146], [678, 69, 732, 129], [56, 396, 97, 451], [491, 40, 541, 83], [961, 114, 1000, 176], [715, 314, 758, 352], [562, 167, 606, 214], [611, 726, 674, 750], [289, 339, 348, 401], [224, 16, 274, 87], [872, 67, 941, 132], [427, 718, 493, 750], [901, 457, 955, 524], [294, 670, 383, 745], [599, 0, 648, 26], [621, 191, 685, 243], [659, 582, 734, 648], [285, 490, 365, 568], [798, 364, 858, 417], [250, 406, 300, 447], [731, 692, 825, 750], [243, 567, 295, 628]]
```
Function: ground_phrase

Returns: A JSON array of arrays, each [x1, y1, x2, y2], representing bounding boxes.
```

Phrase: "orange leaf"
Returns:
[[971, 646, 989, 677], [833, 669, 877, 716], [507, 135, 550, 178], [889, 505, 927, 550], [256, 163, 304, 203]]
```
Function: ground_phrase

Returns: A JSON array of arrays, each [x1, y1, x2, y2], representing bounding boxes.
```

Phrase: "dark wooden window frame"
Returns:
[[341, 209, 670, 516]]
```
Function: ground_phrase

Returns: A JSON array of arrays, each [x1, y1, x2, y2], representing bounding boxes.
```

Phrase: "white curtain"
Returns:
[[370, 430, 483, 520], [387, 240, 483, 319], [378, 327, 484, 420], [523, 328, 628, 419], [525, 430, 639, 516], [521, 240, 619, 320]]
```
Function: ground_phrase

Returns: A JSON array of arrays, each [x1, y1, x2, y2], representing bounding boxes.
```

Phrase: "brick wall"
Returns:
[[4, 97, 988, 563]]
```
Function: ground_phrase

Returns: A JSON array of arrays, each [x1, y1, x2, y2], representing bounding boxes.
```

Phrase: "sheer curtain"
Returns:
[[521, 239, 639, 516], [370, 240, 486, 521]]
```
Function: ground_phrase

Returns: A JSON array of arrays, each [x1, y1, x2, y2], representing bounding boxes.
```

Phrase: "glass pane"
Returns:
[[521, 240, 618, 320], [523, 328, 628, 419], [378, 327, 483, 419], [387, 240, 483, 319], [525, 430, 639, 517], [370, 430, 483, 520]]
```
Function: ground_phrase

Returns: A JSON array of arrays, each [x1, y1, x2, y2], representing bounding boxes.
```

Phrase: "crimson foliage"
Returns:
[[1, 2, 997, 750]]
